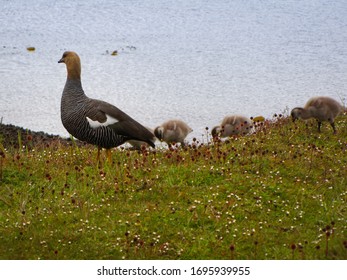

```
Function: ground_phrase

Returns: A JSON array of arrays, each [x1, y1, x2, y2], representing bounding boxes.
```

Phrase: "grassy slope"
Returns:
[[0, 116, 346, 260]]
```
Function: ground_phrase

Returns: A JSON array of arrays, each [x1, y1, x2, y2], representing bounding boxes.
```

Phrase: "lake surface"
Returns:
[[1, 0, 347, 142]]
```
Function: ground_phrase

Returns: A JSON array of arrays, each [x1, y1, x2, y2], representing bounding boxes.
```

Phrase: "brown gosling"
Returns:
[[212, 115, 253, 138], [154, 119, 193, 146], [291, 96, 344, 134]]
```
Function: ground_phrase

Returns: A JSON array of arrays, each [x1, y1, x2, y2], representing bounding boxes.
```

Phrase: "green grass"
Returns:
[[0, 115, 346, 260]]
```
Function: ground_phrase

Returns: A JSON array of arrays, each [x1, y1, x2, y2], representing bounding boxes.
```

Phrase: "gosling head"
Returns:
[[211, 126, 222, 138], [154, 126, 164, 141], [290, 107, 303, 122]]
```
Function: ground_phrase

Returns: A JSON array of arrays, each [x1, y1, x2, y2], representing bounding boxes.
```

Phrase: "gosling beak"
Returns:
[[58, 57, 64, 63]]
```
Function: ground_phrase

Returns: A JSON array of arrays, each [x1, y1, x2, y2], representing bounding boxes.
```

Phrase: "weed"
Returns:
[[0, 114, 346, 259]]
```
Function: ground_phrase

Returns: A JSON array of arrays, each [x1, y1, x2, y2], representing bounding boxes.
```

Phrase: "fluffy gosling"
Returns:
[[154, 119, 193, 146], [212, 115, 253, 138], [291, 96, 344, 134]]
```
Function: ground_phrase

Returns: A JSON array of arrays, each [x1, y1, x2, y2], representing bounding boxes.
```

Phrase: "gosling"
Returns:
[[291, 96, 344, 134], [127, 127, 156, 150], [212, 115, 253, 138], [154, 119, 193, 146]]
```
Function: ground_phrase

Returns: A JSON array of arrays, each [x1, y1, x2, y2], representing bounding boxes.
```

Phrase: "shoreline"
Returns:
[[0, 122, 83, 149]]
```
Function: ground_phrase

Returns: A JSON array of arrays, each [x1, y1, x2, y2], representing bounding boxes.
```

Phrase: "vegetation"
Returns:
[[0, 115, 346, 260]]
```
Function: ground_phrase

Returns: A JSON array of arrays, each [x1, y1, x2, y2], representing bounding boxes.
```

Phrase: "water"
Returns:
[[1, 0, 347, 142]]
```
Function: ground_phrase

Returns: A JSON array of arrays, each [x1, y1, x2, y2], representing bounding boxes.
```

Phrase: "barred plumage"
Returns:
[[58, 51, 155, 155]]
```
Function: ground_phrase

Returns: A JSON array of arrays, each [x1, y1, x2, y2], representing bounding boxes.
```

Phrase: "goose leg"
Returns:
[[317, 121, 322, 133], [330, 122, 337, 134], [97, 147, 102, 166], [106, 149, 112, 163]]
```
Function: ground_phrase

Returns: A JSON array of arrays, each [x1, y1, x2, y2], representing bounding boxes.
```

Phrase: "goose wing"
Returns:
[[85, 98, 155, 147]]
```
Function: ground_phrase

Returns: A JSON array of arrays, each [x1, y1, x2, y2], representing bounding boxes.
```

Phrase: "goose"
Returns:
[[291, 96, 344, 134], [212, 115, 253, 138], [58, 51, 155, 161], [154, 119, 193, 146]]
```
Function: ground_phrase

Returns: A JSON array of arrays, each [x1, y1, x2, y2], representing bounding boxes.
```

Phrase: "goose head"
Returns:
[[58, 51, 81, 80]]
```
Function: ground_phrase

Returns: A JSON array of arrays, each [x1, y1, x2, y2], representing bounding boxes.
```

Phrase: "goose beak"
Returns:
[[58, 57, 64, 63]]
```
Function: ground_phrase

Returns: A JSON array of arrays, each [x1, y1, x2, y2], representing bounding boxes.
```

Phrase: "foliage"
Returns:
[[0, 115, 346, 260]]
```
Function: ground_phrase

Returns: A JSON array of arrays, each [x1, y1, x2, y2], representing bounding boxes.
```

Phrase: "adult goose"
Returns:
[[58, 51, 155, 161]]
